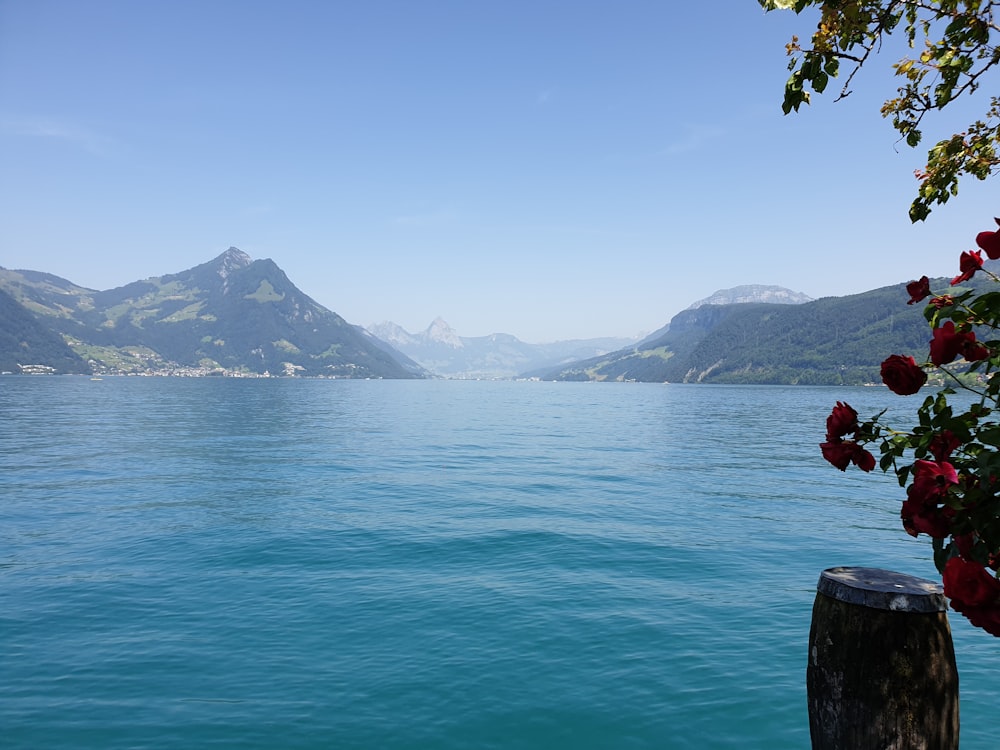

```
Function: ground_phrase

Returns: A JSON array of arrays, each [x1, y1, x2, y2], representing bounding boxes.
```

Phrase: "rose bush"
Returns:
[[822, 220, 1000, 637]]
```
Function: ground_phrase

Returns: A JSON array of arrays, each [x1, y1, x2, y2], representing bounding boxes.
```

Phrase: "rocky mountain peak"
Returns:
[[424, 317, 464, 348], [686, 284, 812, 310], [216, 247, 253, 280], [366, 321, 416, 347]]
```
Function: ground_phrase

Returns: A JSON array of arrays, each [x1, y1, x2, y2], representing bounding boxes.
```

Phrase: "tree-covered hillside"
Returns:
[[0, 287, 89, 374], [538, 277, 959, 385]]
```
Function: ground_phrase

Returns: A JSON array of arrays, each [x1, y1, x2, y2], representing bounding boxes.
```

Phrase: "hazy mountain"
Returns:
[[0, 249, 423, 378], [366, 320, 418, 348], [687, 284, 813, 309], [367, 318, 639, 379], [424, 317, 464, 348], [531, 279, 950, 385], [640, 284, 812, 344], [353, 325, 428, 377]]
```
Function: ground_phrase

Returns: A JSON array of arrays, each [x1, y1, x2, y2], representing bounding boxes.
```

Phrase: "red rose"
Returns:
[[820, 440, 874, 472], [965, 340, 990, 361], [958, 604, 1000, 636], [820, 441, 854, 471], [880, 354, 927, 395], [853, 447, 876, 472], [943, 557, 1000, 635], [906, 276, 932, 304], [911, 459, 958, 498], [943, 556, 1000, 608], [825, 401, 859, 440], [930, 321, 978, 365], [976, 230, 1000, 260], [901, 490, 953, 538], [955, 533, 977, 559], [951, 250, 983, 285], [928, 430, 961, 461]]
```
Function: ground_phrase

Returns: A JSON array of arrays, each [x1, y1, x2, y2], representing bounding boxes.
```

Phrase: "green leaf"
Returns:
[[910, 200, 931, 222], [977, 427, 1000, 447]]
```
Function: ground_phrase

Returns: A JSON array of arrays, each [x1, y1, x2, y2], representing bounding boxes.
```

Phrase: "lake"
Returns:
[[1, 377, 996, 748]]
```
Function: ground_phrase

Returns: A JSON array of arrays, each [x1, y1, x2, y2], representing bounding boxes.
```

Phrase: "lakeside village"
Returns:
[[9, 361, 993, 386], [11, 364, 277, 377], [10, 360, 364, 378]]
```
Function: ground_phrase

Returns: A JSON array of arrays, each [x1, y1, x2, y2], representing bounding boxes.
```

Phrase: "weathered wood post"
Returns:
[[807, 567, 959, 750]]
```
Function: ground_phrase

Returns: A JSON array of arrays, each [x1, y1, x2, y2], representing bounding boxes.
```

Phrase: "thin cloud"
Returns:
[[660, 124, 726, 156], [0, 115, 118, 155]]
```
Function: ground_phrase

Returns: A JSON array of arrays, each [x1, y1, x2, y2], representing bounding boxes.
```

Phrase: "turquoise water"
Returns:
[[2, 378, 996, 748]]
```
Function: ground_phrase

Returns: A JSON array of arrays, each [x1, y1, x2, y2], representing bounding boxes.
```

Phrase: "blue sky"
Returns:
[[2, 1, 997, 342]]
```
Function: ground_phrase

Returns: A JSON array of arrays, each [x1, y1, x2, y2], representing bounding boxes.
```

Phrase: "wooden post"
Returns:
[[807, 567, 959, 750]]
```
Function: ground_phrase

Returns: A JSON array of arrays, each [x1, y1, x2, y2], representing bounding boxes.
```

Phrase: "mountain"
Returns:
[[0, 249, 424, 378], [687, 284, 813, 309], [639, 284, 812, 344], [532, 278, 953, 384], [424, 317, 465, 348], [5, 253, 968, 384], [0, 286, 90, 374], [353, 325, 428, 377], [366, 318, 639, 379]]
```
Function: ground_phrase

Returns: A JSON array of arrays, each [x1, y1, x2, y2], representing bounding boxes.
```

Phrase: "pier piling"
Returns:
[[806, 566, 959, 750]]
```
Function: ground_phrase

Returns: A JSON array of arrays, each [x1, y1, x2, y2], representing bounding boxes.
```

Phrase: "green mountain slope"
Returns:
[[537, 278, 957, 385], [0, 286, 90, 374], [0, 249, 423, 378]]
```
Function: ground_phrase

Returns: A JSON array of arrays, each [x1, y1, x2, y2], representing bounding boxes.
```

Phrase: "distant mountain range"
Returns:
[[366, 318, 638, 379], [0, 248, 423, 378], [2, 248, 967, 385]]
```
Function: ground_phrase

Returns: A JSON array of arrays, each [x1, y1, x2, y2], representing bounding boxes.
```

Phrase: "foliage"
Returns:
[[761, 0, 1000, 221], [760, 0, 1000, 638], [822, 222, 1000, 636]]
